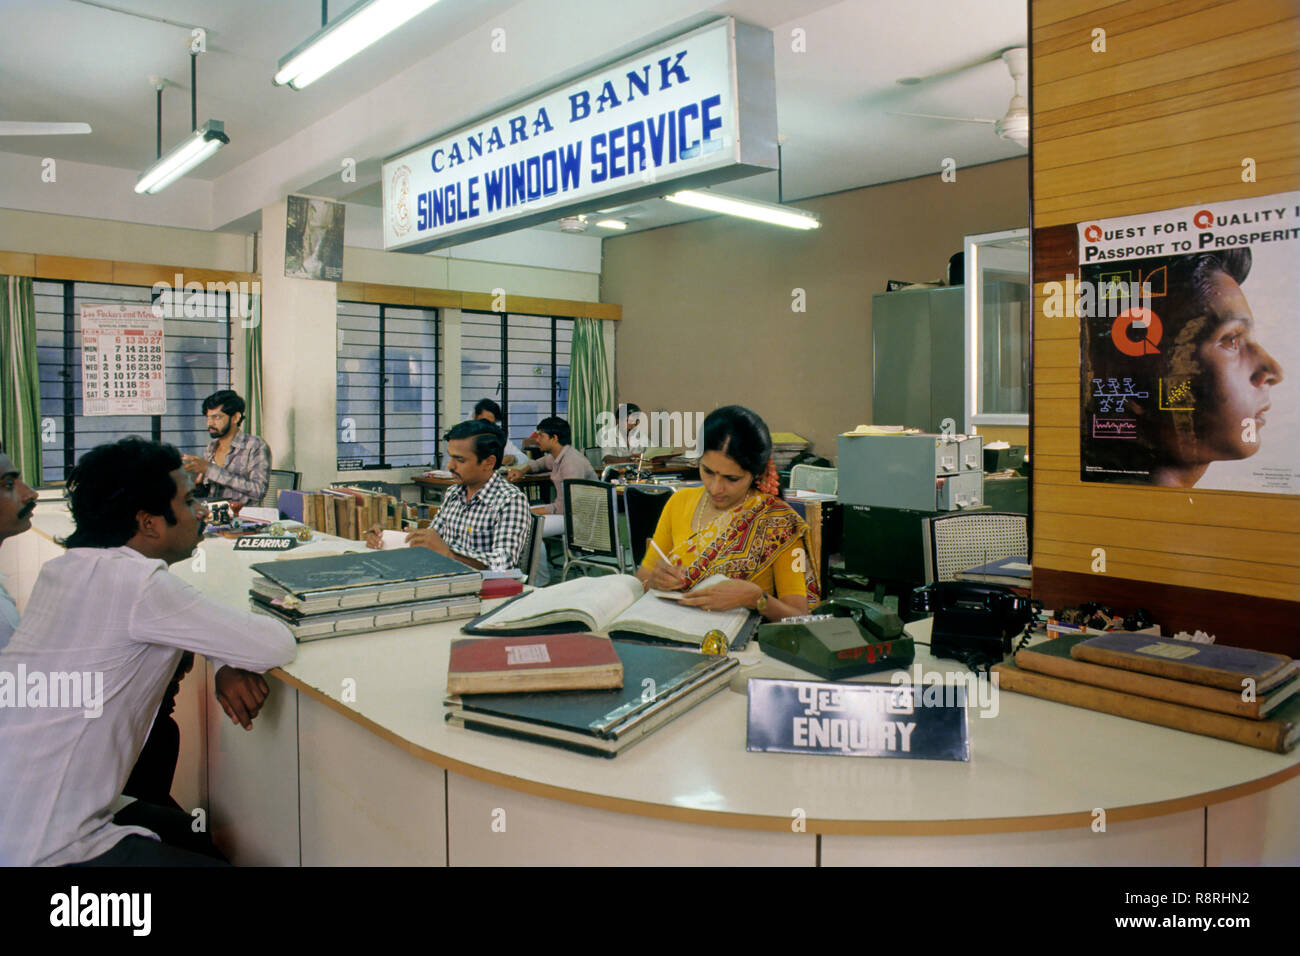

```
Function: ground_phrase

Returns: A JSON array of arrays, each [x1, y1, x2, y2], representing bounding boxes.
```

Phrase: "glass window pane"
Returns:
[[337, 300, 440, 469]]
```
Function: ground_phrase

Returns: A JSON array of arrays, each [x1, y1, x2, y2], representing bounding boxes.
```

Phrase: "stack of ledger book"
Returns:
[[249, 547, 481, 641], [279, 487, 415, 540], [444, 633, 737, 757], [461, 573, 760, 650], [993, 632, 1300, 753]]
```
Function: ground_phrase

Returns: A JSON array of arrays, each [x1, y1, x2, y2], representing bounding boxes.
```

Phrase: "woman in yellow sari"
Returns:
[[636, 405, 819, 620]]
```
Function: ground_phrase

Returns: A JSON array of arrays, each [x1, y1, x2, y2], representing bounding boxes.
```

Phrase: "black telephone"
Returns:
[[909, 581, 1033, 669]]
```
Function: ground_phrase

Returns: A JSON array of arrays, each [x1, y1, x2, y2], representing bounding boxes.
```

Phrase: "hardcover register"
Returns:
[[249, 547, 482, 641], [445, 641, 738, 757]]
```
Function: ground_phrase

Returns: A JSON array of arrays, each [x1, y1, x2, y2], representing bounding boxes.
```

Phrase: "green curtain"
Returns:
[[0, 275, 43, 486], [243, 293, 263, 436], [568, 316, 614, 450]]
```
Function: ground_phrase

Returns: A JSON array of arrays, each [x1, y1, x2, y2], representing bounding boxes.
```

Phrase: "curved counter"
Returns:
[[9, 506, 1298, 866]]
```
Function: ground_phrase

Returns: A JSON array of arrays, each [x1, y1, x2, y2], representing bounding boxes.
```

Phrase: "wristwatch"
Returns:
[[755, 590, 769, 613]]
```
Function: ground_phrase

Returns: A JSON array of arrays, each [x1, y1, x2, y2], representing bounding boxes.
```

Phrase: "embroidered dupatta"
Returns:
[[679, 493, 820, 601]]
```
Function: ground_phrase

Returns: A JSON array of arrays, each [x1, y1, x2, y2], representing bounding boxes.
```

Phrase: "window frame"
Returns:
[[459, 310, 573, 447], [335, 299, 443, 471], [963, 228, 1031, 432], [35, 279, 233, 482]]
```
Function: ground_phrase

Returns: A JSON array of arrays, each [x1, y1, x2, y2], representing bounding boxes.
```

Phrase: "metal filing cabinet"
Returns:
[[871, 286, 966, 434], [837, 433, 983, 512]]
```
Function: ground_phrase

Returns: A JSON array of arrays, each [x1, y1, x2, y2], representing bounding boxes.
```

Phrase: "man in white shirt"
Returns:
[[600, 402, 648, 464], [0, 437, 296, 866], [0, 451, 38, 649]]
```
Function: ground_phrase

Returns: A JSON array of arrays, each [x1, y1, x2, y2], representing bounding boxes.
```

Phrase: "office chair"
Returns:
[[623, 484, 674, 568], [516, 511, 545, 585], [789, 464, 838, 496], [781, 498, 824, 598], [262, 469, 301, 510], [560, 479, 626, 580], [922, 511, 1027, 584]]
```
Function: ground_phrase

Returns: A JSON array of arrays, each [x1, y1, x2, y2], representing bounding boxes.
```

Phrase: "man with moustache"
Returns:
[[366, 419, 529, 570], [0, 450, 39, 648], [0, 438, 296, 866], [181, 389, 271, 506]]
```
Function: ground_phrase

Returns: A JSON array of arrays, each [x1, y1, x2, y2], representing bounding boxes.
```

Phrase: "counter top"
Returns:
[[24, 502, 1300, 835]]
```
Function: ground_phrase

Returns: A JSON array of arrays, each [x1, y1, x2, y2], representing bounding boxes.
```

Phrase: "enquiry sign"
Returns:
[[382, 18, 777, 252]]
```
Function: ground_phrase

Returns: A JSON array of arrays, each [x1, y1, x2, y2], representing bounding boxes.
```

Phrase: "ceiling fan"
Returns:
[[888, 47, 1028, 147], [0, 121, 92, 137]]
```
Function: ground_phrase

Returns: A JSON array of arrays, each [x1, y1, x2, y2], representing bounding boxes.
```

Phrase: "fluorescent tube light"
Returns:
[[594, 219, 627, 230], [134, 120, 229, 194], [274, 0, 444, 90], [664, 190, 820, 230]]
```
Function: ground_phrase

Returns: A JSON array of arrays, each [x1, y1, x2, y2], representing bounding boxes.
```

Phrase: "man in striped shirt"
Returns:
[[182, 390, 271, 507], [366, 420, 529, 570]]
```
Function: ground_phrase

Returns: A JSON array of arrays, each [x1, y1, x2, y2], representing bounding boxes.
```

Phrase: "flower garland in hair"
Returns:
[[756, 458, 780, 497]]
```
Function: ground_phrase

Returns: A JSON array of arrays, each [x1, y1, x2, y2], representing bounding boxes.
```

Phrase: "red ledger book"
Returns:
[[447, 633, 625, 695]]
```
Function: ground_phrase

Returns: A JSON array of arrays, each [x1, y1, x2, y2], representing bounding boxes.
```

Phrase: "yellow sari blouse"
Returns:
[[639, 487, 819, 600]]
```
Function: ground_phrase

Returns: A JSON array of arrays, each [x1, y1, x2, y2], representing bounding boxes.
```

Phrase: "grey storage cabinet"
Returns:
[[837, 433, 983, 511], [871, 286, 965, 434]]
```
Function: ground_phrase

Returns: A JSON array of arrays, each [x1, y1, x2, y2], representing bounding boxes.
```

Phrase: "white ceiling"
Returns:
[[0, 0, 1028, 240]]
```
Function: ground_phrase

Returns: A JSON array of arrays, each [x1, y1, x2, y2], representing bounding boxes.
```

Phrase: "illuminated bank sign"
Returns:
[[382, 18, 777, 252]]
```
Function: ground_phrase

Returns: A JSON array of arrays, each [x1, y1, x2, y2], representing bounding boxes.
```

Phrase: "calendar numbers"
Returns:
[[80, 307, 167, 416]]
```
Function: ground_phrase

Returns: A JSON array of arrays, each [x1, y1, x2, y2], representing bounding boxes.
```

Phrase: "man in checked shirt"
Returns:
[[365, 419, 530, 570], [181, 390, 271, 507]]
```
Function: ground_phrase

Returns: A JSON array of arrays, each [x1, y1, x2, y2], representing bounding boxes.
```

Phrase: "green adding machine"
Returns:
[[757, 598, 915, 681]]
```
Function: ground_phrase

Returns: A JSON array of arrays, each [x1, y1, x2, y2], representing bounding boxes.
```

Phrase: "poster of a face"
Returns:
[[284, 195, 345, 281], [1078, 192, 1297, 493]]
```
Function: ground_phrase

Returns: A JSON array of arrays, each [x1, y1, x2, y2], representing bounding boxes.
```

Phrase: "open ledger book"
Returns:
[[463, 574, 756, 649]]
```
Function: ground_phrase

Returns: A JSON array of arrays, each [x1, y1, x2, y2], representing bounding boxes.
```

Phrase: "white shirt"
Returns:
[[0, 575, 18, 652], [502, 438, 524, 466], [0, 546, 296, 866]]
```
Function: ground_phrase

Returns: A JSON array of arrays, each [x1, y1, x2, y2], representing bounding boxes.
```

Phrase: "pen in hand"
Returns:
[[648, 538, 687, 590]]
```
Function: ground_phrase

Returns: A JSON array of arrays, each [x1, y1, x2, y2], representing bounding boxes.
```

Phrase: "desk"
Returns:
[[7, 505, 1299, 866]]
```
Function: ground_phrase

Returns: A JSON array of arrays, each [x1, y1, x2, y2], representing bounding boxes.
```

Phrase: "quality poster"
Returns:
[[1078, 192, 1298, 493]]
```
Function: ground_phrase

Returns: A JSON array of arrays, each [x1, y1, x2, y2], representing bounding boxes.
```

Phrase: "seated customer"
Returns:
[[0, 438, 296, 866], [0, 450, 38, 648], [472, 398, 524, 466], [366, 420, 529, 570], [636, 405, 818, 621], [182, 389, 272, 506]]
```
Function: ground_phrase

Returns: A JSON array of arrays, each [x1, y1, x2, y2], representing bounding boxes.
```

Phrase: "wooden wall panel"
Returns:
[[344, 283, 621, 319], [1030, 0, 1300, 651]]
